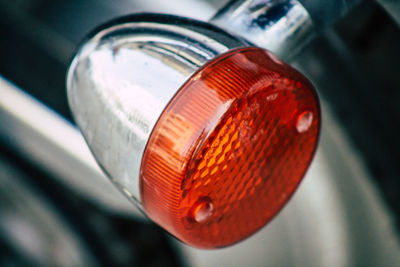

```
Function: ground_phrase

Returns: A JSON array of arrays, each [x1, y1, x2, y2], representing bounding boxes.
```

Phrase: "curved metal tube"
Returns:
[[211, 0, 315, 60], [0, 77, 142, 216], [210, 0, 362, 60], [298, 0, 361, 30]]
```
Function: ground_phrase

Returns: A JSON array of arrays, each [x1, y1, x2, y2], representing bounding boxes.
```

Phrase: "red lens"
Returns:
[[140, 47, 320, 248]]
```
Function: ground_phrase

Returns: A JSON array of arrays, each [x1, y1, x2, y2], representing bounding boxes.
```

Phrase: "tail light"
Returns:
[[67, 14, 320, 248]]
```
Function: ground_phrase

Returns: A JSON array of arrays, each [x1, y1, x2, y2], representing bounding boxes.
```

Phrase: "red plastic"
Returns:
[[140, 47, 320, 248]]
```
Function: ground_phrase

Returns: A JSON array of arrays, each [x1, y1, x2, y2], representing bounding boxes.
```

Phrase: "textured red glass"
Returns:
[[140, 47, 320, 248]]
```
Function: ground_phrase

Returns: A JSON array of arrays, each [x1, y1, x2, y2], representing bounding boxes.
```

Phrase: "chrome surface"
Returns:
[[297, 0, 361, 30], [67, 14, 247, 203], [0, 154, 96, 266], [210, 0, 315, 60], [0, 77, 142, 217], [2, 0, 400, 265]]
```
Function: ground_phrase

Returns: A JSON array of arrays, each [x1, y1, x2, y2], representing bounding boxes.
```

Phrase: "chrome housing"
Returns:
[[67, 14, 248, 204]]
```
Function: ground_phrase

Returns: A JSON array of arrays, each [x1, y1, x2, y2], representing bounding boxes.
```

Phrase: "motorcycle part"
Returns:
[[67, 13, 320, 248]]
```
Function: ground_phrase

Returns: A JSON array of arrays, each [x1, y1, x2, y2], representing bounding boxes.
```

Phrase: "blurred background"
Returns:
[[1, 0, 400, 266]]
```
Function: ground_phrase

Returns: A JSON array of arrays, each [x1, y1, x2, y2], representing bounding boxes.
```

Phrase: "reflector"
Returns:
[[140, 47, 320, 248]]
